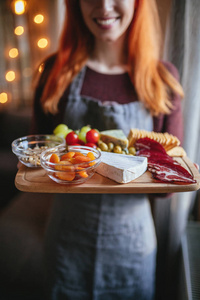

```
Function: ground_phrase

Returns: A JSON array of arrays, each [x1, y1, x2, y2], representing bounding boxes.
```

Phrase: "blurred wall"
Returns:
[[156, 0, 172, 38]]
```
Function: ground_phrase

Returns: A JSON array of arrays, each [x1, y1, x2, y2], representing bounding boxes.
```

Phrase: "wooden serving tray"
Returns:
[[15, 157, 200, 194]]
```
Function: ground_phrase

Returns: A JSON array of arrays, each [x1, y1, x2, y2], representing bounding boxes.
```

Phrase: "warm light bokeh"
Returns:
[[37, 38, 48, 49], [0, 93, 8, 104], [14, 26, 24, 36], [5, 71, 16, 82], [34, 14, 44, 24], [13, 0, 26, 15], [9, 48, 19, 58], [38, 63, 44, 73]]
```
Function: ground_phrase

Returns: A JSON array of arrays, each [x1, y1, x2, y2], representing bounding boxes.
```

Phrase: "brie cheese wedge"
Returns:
[[96, 152, 147, 183]]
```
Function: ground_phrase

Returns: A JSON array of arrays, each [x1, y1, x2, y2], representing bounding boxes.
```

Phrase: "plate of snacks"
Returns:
[[12, 134, 65, 168]]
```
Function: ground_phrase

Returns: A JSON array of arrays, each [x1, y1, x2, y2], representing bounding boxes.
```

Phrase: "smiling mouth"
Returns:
[[95, 17, 119, 26]]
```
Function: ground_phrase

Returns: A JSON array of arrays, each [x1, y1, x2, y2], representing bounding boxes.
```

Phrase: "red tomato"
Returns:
[[85, 142, 97, 149], [78, 139, 85, 145], [86, 129, 99, 144], [66, 131, 79, 145]]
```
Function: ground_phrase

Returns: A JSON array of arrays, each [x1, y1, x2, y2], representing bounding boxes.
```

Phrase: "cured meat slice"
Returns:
[[135, 137, 166, 154], [148, 161, 196, 184], [136, 149, 175, 163], [136, 137, 196, 184]]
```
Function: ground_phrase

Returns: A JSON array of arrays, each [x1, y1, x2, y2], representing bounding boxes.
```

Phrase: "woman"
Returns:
[[31, 0, 184, 299]]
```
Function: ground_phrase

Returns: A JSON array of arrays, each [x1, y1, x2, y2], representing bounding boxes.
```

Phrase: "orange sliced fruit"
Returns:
[[71, 155, 91, 164], [76, 167, 88, 178], [55, 161, 75, 171], [61, 152, 75, 161], [74, 152, 85, 157], [50, 153, 60, 163], [56, 171, 75, 181], [87, 152, 96, 166]]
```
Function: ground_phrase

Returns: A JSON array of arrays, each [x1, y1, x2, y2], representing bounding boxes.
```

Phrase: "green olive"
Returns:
[[128, 147, 136, 155], [108, 142, 114, 152], [97, 140, 103, 146], [99, 142, 109, 151], [113, 145, 122, 153]]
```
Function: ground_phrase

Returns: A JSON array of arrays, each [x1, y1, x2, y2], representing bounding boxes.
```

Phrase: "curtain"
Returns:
[[154, 0, 200, 299]]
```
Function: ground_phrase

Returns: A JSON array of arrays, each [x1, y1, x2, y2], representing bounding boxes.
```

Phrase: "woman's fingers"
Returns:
[[17, 161, 22, 169]]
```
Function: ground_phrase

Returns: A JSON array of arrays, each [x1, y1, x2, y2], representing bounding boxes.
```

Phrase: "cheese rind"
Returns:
[[100, 129, 128, 149], [96, 152, 147, 183]]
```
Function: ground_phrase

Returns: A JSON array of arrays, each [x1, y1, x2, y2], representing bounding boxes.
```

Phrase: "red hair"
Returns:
[[40, 0, 184, 115]]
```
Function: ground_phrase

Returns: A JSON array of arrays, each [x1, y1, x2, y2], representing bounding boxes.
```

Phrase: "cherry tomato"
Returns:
[[86, 129, 99, 144], [85, 142, 97, 149], [66, 131, 79, 145], [78, 139, 85, 145]]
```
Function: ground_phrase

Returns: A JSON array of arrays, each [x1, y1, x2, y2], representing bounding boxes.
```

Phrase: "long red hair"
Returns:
[[40, 0, 184, 115]]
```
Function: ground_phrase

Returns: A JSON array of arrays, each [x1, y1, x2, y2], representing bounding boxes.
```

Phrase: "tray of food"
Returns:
[[13, 126, 200, 194]]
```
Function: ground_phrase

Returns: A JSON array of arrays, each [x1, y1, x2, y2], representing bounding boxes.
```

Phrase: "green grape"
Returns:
[[75, 129, 80, 135], [80, 125, 91, 133], [55, 132, 66, 139], [78, 131, 87, 143], [53, 124, 69, 137]]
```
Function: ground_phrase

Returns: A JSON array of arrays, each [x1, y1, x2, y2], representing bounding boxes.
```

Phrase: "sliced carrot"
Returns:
[[61, 152, 75, 161], [50, 153, 60, 163]]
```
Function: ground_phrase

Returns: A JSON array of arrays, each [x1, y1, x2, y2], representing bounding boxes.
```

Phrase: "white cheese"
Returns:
[[96, 152, 147, 183]]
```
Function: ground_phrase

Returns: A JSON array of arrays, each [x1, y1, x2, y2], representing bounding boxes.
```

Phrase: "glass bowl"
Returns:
[[12, 134, 65, 168], [40, 145, 101, 184]]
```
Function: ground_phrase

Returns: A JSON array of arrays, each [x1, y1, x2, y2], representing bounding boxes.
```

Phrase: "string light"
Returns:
[[9, 48, 19, 58], [5, 71, 16, 82], [34, 14, 44, 24], [0, 92, 8, 104], [14, 26, 24, 36], [37, 38, 48, 49]]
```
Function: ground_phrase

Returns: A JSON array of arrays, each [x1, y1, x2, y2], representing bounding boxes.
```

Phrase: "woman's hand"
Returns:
[[194, 163, 199, 170], [17, 161, 22, 169]]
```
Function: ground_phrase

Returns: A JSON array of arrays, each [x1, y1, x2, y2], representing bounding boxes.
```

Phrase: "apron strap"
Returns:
[[68, 66, 87, 97]]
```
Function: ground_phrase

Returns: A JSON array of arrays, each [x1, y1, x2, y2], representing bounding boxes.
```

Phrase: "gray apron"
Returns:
[[44, 67, 157, 300]]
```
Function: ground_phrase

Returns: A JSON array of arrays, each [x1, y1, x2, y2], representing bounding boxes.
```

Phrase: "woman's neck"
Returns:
[[87, 37, 128, 74]]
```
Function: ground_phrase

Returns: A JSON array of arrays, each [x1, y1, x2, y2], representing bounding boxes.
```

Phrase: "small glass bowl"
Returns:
[[40, 145, 101, 185], [12, 134, 65, 168]]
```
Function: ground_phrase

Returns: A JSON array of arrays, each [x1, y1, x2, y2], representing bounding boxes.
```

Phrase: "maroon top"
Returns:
[[31, 56, 183, 144]]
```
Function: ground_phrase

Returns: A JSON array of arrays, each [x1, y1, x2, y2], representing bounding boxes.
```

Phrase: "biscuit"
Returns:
[[128, 128, 180, 151], [167, 146, 186, 157]]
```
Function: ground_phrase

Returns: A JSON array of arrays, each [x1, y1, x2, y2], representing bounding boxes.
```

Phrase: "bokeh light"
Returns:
[[9, 48, 19, 58], [5, 71, 16, 82], [34, 14, 44, 24], [38, 63, 44, 73], [13, 0, 26, 15], [0, 92, 8, 104], [14, 26, 24, 36], [37, 38, 48, 49]]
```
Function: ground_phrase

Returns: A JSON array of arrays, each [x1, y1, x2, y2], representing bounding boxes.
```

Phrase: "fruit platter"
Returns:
[[14, 124, 200, 194]]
